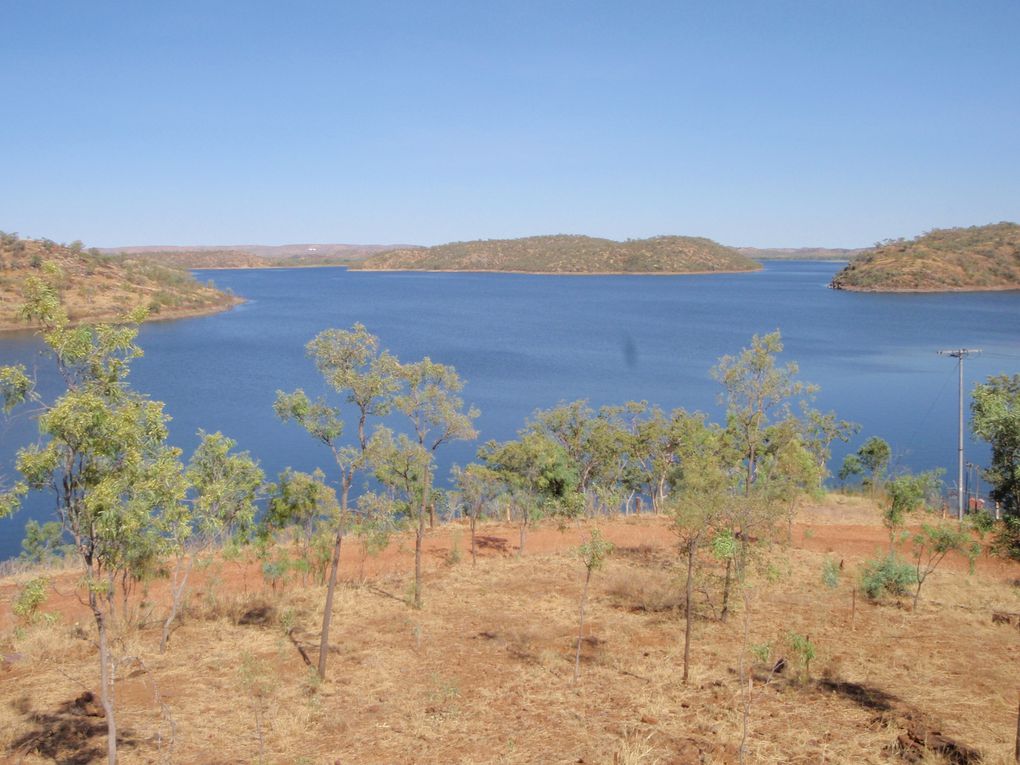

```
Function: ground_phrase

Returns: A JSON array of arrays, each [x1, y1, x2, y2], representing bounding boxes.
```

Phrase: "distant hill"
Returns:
[[830, 222, 1020, 292], [0, 233, 240, 331], [350, 235, 761, 274], [101, 243, 409, 269], [736, 246, 865, 261]]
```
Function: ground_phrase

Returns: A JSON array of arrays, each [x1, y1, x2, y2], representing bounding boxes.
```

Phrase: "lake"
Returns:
[[1, 261, 1018, 560]]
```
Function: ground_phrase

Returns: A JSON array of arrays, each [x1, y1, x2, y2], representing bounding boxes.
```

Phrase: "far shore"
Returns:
[[348, 265, 764, 276], [832, 282, 1020, 294], [0, 296, 244, 335]]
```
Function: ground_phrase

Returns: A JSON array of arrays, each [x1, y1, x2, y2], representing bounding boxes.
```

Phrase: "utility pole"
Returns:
[[937, 348, 981, 521]]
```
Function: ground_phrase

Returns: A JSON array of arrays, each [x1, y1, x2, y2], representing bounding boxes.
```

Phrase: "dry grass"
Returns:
[[1, 504, 1019, 764]]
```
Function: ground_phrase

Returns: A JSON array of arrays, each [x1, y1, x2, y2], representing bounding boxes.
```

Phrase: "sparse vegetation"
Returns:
[[1, 276, 1017, 764], [0, 232, 239, 330], [352, 234, 762, 274], [830, 222, 1020, 292]]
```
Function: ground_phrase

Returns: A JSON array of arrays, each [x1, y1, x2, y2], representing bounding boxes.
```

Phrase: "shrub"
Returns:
[[13, 577, 49, 624], [859, 554, 916, 600], [821, 557, 841, 589], [991, 516, 1020, 560], [787, 632, 816, 682]]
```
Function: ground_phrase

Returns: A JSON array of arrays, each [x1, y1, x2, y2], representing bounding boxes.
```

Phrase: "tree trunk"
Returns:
[[683, 540, 695, 684], [317, 530, 344, 679], [160, 554, 193, 654], [470, 513, 477, 567], [518, 517, 527, 557], [574, 567, 592, 683], [721, 556, 733, 622], [92, 575, 117, 765], [414, 472, 431, 609]]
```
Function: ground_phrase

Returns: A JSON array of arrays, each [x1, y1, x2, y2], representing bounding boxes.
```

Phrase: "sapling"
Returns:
[[910, 523, 979, 609], [574, 528, 613, 683], [787, 632, 816, 683], [821, 557, 841, 589]]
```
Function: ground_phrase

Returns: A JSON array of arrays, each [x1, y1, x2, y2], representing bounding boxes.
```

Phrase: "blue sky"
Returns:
[[1, 1, 1017, 248]]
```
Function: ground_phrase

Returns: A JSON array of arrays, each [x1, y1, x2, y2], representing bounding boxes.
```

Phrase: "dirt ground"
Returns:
[[1, 494, 1018, 764]]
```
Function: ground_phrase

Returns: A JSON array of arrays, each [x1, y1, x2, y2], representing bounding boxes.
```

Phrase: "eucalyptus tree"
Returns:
[[711, 331, 817, 619], [856, 436, 892, 493], [263, 467, 339, 584], [527, 400, 635, 515], [452, 463, 503, 565], [668, 411, 728, 683], [0, 267, 183, 765], [160, 431, 264, 653], [274, 323, 400, 678], [391, 358, 478, 608], [478, 431, 577, 555], [630, 405, 678, 512], [712, 330, 815, 497]]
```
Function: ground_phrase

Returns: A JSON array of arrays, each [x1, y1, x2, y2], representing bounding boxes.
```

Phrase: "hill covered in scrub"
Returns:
[[350, 235, 762, 274], [101, 243, 404, 269], [107, 249, 274, 269], [830, 222, 1020, 292], [737, 246, 865, 261], [0, 233, 240, 330]]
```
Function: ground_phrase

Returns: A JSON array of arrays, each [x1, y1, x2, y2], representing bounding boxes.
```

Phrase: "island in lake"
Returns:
[[349, 234, 762, 274], [0, 233, 240, 331], [830, 222, 1020, 292]]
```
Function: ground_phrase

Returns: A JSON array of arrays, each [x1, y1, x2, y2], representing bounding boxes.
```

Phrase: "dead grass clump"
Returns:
[[606, 567, 683, 614], [9, 620, 90, 664]]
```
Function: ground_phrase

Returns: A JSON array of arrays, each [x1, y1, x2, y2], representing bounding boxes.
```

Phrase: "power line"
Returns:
[[937, 348, 981, 520]]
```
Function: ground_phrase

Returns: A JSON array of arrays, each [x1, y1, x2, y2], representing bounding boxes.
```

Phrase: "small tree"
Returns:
[[392, 357, 478, 608], [1, 268, 182, 765], [264, 468, 339, 584], [478, 431, 578, 555], [452, 463, 502, 565], [910, 524, 979, 609], [857, 436, 892, 493], [668, 411, 727, 684], [574, 528, 613, 683], [884, 470, 944, 551], [160, 431, 263, 653], [275, 323, 399, 678]]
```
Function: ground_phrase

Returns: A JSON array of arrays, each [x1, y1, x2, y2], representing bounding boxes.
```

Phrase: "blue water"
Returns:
[[1, 261, 1018, 560]]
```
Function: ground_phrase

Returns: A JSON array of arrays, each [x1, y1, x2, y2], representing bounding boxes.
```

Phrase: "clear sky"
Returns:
[[1, 1, 1017, 248]]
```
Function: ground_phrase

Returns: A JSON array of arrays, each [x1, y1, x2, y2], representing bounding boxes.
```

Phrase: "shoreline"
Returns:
[[347, 265, 764, 276], [831, 282, 1020, 294], [0, 296, 244, 335]]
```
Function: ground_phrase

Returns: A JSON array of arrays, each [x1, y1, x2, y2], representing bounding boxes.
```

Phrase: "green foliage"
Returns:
[[991, 516, 1020, 560], [787, 632, 816, 682], [859, 554, 917, 600], [750, 642, 772, 665], [351, 234, 761, 274], [13, 577, 50, 623], [857, 437, 891, 483], [821, 557, 841, 589], [911, 523, 979, 607], [712, 330, 816, 498], [884, 470, 944, 542], [971, 374, 1020, 517], [578, 528, 614, 572], [20, 520, 70, 563]]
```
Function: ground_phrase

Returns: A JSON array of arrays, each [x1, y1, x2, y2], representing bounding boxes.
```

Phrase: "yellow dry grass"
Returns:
[[1, 503, 1018, 764]]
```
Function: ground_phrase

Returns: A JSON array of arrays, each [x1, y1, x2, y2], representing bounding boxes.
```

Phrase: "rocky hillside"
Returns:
[[351, 235, 761, 274], [0, 233, 240, 331], [830, 223, 1020, 292]]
